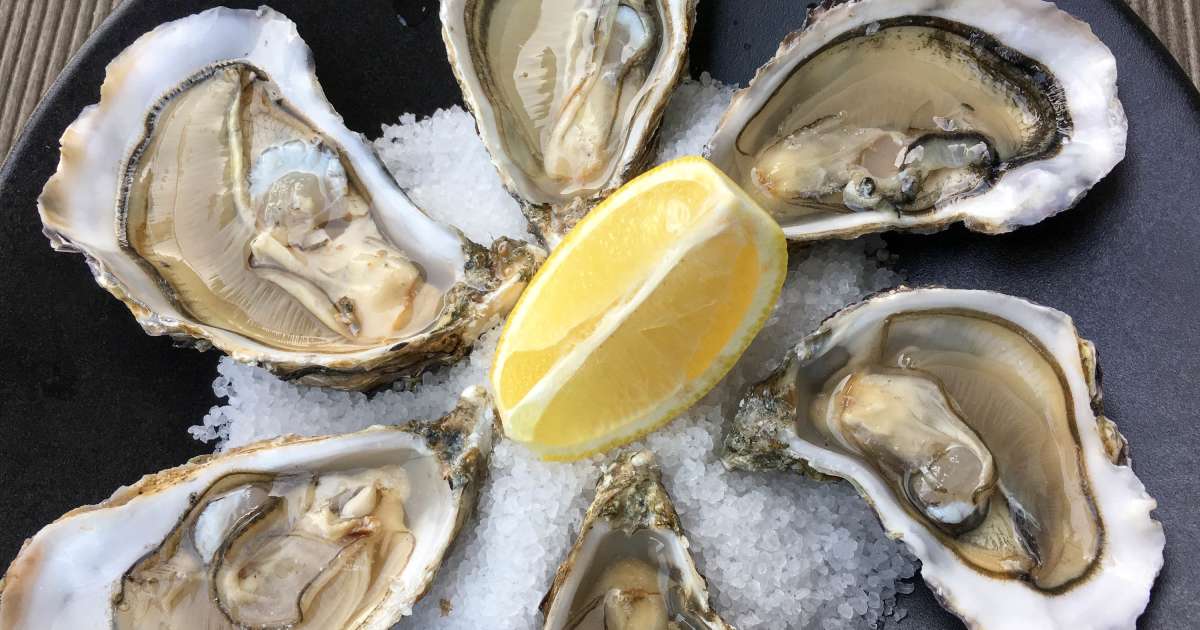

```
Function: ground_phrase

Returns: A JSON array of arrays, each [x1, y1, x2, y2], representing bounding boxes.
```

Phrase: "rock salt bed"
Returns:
[[190, 76, 919, 629], [375, 107, 535, 244]]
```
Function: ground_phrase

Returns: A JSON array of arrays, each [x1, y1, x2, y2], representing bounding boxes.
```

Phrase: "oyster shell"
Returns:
[[0, 387, 494, 630], [441, 0, 697, 245], [38, 7, 542, 391], [541, 450, 733, 629], [723, 288, 1164, 629], [706, 0, 1126, 240]]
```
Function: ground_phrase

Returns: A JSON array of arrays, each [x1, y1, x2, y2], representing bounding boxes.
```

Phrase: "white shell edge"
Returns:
[[784, 289, 1163, 630], [38, 6, 472, 369], [705, 0, 1127, 241]]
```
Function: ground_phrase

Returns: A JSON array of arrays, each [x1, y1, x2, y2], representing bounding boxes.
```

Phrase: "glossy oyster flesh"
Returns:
[[0, 387, 494, 630], [723, 288, 1163, 629], [541, 450, 733, 629], [707, 0, 1125, 240], [38, 7, 541, 390], [441, 0, 697, 244]]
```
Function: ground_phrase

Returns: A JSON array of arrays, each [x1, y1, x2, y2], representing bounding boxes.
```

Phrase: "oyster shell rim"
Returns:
[[36, 6, 543, 391], [539, 450, 735, 629], [439, 0, 699, 245], [722, 286, 1164, 630], [0, 386, 496, 630], [705, 0, 1127, 241]]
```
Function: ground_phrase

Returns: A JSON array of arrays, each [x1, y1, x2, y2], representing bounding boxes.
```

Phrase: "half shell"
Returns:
[[0, 387, 494, 629], [707, 0, 1125, 240], [39, 7, 542, 390], [541, 450, 733, 629], [722, 288, 1163, 629], [441, 0, 697, 245]]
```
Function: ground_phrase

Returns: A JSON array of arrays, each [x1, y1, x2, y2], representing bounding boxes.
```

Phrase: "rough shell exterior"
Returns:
[[539, 450, 735, 629]]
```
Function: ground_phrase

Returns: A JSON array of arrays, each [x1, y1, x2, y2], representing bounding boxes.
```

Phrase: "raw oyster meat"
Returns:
[[38, 7, 541, 390], [707, 0, 1126, 240], [0, 387, 494, 629], [723, 288, 1163, 630], [541, 451, 733, 629], [441, 0, 697, 244]]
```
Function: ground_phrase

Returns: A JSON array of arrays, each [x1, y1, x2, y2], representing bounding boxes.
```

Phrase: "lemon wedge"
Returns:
[[490, 156, 787, 460]]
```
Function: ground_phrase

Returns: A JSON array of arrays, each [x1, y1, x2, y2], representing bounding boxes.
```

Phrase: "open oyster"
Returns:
[[542, 451, 733, 629], [38, 7, 541, 390], [441, 0, 697, 244], [723, 288, 1163, 629], [0, 387, 494, 629], [707, 0, 1125, 240]]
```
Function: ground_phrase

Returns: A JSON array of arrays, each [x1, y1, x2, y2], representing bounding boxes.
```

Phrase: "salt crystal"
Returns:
[[190, 76, 917, 629]]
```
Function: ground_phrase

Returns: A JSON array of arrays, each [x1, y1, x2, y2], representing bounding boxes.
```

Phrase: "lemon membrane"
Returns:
[[491, 157, 787, 460]]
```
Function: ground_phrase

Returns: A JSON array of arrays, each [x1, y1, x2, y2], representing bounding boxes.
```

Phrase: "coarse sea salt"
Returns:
[[190, 75, 918, 629]]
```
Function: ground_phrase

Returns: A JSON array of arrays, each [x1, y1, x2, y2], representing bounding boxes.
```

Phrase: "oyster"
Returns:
[[441, 0, 697, 244], [542, 451, 733, 629], [723, 288, 1164, 629], [0, 387, 494, 629], [707, 0, 1126, 240], [38, 7, 541, 391]]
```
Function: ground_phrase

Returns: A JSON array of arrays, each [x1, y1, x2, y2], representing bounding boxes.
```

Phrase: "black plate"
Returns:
[[0, 1, 1195, 627]]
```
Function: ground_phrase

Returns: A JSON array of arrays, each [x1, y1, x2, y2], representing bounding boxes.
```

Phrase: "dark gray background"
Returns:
[[0, 1, 1194, 627]]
